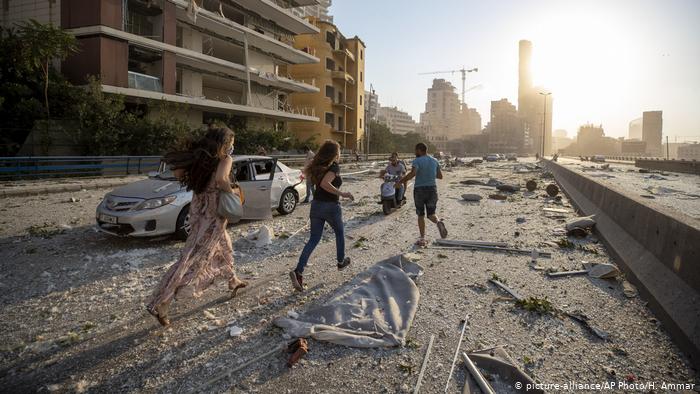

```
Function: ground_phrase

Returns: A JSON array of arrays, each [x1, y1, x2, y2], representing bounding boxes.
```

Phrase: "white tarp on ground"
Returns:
[[274, 255, 423, 348]]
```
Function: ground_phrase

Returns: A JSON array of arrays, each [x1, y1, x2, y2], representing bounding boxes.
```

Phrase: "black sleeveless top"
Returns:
[[313, 162, 342, 202]]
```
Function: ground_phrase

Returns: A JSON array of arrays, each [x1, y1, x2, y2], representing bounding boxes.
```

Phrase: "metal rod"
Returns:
[[197, 343, 286, 392], [547, 269, 588, 278], [430, 245, 551, 258], [444, 313, 469, 392], [243, 32, 252, 105], [434, 239, 508, 248], [461, 352, 496, 394], [413, 334, 435, 394]]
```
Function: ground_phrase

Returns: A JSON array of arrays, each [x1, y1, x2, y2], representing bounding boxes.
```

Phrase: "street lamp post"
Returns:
[[539, 92, 551, 158]]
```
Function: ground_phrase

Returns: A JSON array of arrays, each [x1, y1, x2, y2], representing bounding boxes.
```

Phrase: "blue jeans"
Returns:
[[395, 184, 405, 202], [295, 200, 345, 274]]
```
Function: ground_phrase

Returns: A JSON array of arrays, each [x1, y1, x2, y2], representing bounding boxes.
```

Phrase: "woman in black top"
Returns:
[[290, 140, 354, 291]]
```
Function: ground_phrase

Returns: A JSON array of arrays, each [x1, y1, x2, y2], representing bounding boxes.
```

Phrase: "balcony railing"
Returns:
[[128, 71, 162, 92], [331, 70, 355, 84]]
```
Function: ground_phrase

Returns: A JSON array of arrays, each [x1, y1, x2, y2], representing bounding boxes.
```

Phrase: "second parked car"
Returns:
[[96, 156, 306, 239]]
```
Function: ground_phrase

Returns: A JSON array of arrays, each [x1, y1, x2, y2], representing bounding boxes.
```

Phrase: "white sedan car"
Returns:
[[96, 156, 306, 239]]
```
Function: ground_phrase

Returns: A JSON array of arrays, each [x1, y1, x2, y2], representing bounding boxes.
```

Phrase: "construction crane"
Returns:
[[418, 67, 478, 105]]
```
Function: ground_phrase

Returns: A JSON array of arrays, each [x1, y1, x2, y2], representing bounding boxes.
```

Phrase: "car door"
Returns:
[[269, 163, 288, 208], [239, 158, 276, 220]]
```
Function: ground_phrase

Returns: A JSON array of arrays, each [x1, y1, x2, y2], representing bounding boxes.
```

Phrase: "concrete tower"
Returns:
[[518, 40, 533, 111]]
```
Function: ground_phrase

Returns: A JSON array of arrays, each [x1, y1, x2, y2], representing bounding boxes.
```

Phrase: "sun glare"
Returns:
[[527, 4, 641, 131]]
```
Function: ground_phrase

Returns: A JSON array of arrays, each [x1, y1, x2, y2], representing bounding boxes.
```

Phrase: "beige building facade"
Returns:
[[284, 16, 365, 151], [377, 106, 417, 135]]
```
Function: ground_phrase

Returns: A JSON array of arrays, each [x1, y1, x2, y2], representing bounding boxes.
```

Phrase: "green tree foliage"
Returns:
[[72, 79, 192, 155], [367, 121, 435, 154], [0, 22, 77, 155], [210, 117, 317, 154]]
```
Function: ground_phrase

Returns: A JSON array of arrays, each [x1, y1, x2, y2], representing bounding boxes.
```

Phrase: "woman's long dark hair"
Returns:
[[164, 127, 235, 194], [305, 140, 340, 185]]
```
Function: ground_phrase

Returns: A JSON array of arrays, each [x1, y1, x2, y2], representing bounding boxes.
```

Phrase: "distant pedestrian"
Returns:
[[397, 143, 448, 247], [290, 140, 354, 291], [146, 127, 247, 326], [303, 145, 315, 203]]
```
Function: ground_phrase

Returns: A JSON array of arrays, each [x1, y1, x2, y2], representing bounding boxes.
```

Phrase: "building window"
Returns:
[[360, 118, 363, 129], [325, 85, 334, 99], [360, 49, 363, 60], [360, 71, 363, 82], [360, 96, 363, 105], [325, 112, 334, 127], [326, 58, 335, 71]]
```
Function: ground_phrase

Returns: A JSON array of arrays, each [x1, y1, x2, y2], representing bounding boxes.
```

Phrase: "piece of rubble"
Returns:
[[227, 325, 244, 337], [460, 179, 485, 185], [496, 184, 520, 193], [488, 194, 507, 201], [588, 263, 620, 279], [287, 338, 309, 367], [526, 180, 537, 191], [461, 194, 482, 202], [622, 281, 638, 298], [565, 215, 596, 231], [255, 225, 274, 246]]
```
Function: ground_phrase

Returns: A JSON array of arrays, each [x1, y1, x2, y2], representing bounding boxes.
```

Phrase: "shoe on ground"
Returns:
[[337, 257, 351, 270], [289, 270, 304, 291], [437, 220, 448, 239]]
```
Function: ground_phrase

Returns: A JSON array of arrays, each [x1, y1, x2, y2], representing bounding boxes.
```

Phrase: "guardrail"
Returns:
[[0, 153, 411, 180]]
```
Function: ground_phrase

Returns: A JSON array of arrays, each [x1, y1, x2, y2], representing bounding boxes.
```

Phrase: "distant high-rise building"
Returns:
[[377, 106, 417, 135], [291, 0, 333, 23], [517, 40, 553, 155], [365, 90, 380, 121], [642, 111, 663, 156], [419, 79, 462, 152], [569, 124, 618, 156], [552, 129, 573, 152], [487, 98, 526, 153], [628, 117, 643, 140], [460, 105, 482, 135]]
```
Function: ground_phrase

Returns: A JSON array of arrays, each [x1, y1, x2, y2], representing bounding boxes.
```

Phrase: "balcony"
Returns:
[[332, 47, 355, 62], [331, 128, 354, 135], [331, 70, 355, 85], [128, 71, 162, 92], [332, 99, 354, 110]]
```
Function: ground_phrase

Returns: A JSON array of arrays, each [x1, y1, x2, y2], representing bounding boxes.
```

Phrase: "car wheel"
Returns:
[[175, 204, 190, 240], [277, 188, 297, 215]]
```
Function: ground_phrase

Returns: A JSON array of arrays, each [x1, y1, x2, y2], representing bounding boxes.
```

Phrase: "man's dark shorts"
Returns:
[[414, 186, 438, 216]]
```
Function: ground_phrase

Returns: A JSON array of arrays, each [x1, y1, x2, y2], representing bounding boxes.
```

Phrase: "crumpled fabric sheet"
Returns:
[[274, 255, 422, 348], [463, 346, 543, 394]]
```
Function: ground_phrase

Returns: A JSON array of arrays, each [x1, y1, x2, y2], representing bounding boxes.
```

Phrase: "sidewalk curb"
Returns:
[[1, 179, 140, 198]]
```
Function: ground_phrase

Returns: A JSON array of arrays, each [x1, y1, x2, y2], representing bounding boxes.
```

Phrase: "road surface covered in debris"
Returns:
[[558, 157, 700, 220], [0, 159, 697, 393]]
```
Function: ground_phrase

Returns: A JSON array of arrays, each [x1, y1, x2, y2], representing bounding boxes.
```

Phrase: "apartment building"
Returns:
[[418, 79, 461, 153], [1, 0, 322, 129], [290, 0, 332, 22], [377, 106, 417, 135], [284, 16, 365, 151]]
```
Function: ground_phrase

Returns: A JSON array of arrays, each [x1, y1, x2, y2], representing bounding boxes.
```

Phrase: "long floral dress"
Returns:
[[147, 176, 243, 316]]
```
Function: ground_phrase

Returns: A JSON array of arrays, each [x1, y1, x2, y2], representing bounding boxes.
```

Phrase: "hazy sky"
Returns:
[[332, 0, 700, 141]]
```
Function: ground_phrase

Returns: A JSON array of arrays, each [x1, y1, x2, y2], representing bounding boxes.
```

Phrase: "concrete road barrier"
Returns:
[[546, 160, 700, 369], [635, 159, 700, 175]]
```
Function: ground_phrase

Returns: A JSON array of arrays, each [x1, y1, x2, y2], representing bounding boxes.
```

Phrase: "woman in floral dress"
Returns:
[[146, 127, 246, 326]]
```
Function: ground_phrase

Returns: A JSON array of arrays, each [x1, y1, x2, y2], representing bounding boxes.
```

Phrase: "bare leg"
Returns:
[[427, 214, 439, 224], [418, 215, 426, 238]]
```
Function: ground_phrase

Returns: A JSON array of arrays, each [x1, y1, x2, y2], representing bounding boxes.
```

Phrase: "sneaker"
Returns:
[[337, 257, 351, 270], [289, 270, 304, 291], [437, 220, 448, 239]]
